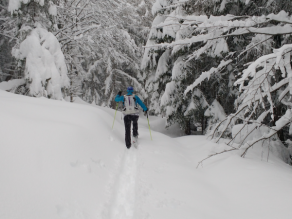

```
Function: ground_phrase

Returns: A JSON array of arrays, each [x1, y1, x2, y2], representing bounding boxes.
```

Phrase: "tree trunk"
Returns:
[[70, 64, 73, 102], [273, 105, 284, 142], [185, 119, 191, 135], [201, 116, 204, 135]]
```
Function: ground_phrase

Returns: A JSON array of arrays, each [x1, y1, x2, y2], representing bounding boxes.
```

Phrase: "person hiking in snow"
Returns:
[[115, 86, 148, 149]]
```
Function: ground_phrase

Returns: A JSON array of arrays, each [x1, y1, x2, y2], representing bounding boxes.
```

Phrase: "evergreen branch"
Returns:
[[0, 4, 7, 10], [0, 32, 17, 40], [236, 36, 273, 60]]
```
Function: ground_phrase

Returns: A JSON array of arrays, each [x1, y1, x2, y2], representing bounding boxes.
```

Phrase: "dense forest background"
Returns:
[[0, 0, 154, 104]]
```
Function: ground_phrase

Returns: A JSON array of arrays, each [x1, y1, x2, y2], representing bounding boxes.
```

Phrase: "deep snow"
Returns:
[[1, 90, 292, 219]]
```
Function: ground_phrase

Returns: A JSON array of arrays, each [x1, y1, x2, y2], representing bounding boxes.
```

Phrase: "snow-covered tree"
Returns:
[[1, 0, 153, 103], [211, 44, 292, 156], [54, 0, 99, 102], [4, 0, 69, 99], [13, 25, 69, 99], [76, 0, 153, 107], [142, 0, 292, 137], [0, 0, 15, 82], [141, 0, 177, 114]]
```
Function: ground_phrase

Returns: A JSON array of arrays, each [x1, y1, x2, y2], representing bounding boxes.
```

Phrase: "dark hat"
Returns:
[[127, 86, 133, 92]]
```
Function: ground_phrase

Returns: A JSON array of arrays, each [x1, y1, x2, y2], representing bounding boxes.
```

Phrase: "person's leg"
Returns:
[[132, 115, 139, 137], [124, 115, 131, 148]]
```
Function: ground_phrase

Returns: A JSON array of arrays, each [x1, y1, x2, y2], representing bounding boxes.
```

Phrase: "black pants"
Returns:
[[124, 115, 139, 148]]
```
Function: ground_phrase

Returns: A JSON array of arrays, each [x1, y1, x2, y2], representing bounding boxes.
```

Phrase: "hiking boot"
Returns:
[[132, 135, 138, 148]]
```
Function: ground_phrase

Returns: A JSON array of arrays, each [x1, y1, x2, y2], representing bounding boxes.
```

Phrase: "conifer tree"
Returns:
[[0, 0, 14, 82], [3, 0, 70, 99], [142, 0, 292, 137], [1, 0, 154, 104]]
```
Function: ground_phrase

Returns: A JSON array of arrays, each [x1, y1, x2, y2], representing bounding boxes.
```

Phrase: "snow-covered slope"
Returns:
[[1, 90, 292, 219]]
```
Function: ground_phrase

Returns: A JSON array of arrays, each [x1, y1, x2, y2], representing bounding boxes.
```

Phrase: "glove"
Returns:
[[144, 109, 148, 116], [118, 91, 122, 96]]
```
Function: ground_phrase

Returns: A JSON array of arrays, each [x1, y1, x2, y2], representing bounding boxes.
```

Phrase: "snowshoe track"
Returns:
[[109, 149, 138, 219]]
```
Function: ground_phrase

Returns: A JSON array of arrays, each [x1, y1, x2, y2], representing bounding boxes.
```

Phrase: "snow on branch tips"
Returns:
[[208, 44, 292, 157], [8, 0, 57, 15], [144, 11, 292, 52], [184, 60, 232, 95], [152, 0, 188, 16]]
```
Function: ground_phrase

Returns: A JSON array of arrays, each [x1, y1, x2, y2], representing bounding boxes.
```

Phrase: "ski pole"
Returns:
[[147, 112, 153, 140], [112, 103, 118, 129]]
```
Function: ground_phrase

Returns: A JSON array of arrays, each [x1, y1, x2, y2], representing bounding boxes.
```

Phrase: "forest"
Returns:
[[1, 1, 292, 219], [1, 0, 292, 161]]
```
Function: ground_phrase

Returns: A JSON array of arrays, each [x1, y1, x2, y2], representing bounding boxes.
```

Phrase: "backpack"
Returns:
[[123, 94, 139, 115]]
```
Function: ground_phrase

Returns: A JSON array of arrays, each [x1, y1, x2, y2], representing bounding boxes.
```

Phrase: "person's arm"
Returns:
[[115, 91, 124, 102], [135, 95, 147, 111]]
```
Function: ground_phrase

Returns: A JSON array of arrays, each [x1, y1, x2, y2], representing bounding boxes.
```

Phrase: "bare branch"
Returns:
[[241, 119, 292, 157], [197, 148, 237, 168]]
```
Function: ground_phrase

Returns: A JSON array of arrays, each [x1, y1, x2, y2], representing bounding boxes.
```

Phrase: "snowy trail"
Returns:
[[1, 91, 292, 219], [109, 149, 138, 219]]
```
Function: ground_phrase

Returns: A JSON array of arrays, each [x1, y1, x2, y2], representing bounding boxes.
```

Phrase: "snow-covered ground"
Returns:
[[1, 90, 292, 219]]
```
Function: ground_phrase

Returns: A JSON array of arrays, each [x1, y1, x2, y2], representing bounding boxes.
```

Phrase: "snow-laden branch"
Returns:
[[0, 4, 7, 10], [152, 0, 188, 15], [235, 45, 292, 90], [248, 25, 292, 35], [144, 24, 292, 49], [210, 43, 292, 154], [241, 109, 292, 157], [184, 59, 232, 95], [237, 36, 273, 59], [266, 10, 292, 25], [144, 11, 292, 50], [154, 14, 265, 30]]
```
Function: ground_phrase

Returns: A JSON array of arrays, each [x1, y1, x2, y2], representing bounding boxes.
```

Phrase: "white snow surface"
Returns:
[[8, 0, 44, 13], [1, 90, 292, 219], [0, 79, 25, 91]]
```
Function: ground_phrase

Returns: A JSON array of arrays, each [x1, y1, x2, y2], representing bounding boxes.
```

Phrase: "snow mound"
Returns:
[[0, 79, 25, 91]]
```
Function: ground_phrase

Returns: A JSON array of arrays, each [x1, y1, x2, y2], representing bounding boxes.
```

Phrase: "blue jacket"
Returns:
[[115, 91, 147, 111]]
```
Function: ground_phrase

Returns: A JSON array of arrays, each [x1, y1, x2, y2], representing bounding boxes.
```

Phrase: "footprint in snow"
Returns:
[[158, 165, 166, 173], [56, 204, 86, 219], [156, 199, 183, 208], [154, 150, 161, 154], [81, 163, 92, 173], [56, 205, 70, 218], [91, 158, 106, 168], [70, 160, 79, 167], [108, 135, 115, 142], [70, 160, 92, 173]]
